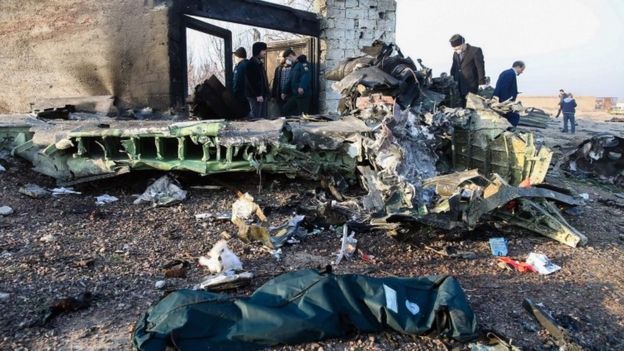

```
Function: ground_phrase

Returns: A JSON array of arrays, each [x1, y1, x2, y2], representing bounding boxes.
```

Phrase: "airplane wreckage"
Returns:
[[0, 41, 587, 248]]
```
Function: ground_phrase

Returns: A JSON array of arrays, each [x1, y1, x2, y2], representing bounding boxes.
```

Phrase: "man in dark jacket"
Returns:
[[272, 48, 296, 115], [232, 47, 250, 116], [493, 61, 526, 127], [283, 55, 312, 116], [449, 34, 486, 107], [561, 93, 577, 134], [245, 42, 270, 119]]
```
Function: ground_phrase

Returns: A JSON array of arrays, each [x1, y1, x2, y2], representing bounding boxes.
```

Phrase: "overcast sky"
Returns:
[[396, 0, 624, 98]]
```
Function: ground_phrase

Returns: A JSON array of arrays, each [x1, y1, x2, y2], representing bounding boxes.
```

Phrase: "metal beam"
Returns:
[[184, 16, 233, 89], [168, 3, 187, 109], [181, 0, 321, 37]]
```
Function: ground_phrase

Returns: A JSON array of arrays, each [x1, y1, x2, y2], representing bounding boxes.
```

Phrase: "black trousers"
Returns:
[[283, 96, 311, 116]]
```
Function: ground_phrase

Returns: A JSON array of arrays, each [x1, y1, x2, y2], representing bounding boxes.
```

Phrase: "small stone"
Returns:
[[0, 292, 10, 300], [0, 164, 5, 172], [0, 206, 13, 216], [155, 280, 166, 289], [19, 184, 50, 199], [39, 234, 56, 243]]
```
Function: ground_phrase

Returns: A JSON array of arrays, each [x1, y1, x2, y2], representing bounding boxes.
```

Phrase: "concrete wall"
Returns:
[[0, 0, 397, 115], [314, 0, 397, 114], [0, 0, 170, 113]]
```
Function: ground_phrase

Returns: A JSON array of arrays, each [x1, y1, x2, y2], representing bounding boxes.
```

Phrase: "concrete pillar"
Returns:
[[314, 0, 397, 114]]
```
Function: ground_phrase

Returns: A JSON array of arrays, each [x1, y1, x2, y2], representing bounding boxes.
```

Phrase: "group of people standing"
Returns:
[[450, 34, 576, 133], [231, 42, 312, 119], [448, 34, 525, 127], [231, 35, 573, 131]]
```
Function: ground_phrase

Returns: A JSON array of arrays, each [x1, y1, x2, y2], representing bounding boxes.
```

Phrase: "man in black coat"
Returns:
[[245, 42, 270, 119], [449, 34, 486, 107]]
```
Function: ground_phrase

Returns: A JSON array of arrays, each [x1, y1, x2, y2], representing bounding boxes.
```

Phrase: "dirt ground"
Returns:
[[1, 114, 624, 351]]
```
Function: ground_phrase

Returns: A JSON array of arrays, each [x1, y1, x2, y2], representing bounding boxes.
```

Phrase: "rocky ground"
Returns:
[[1, 115, 624, 351]]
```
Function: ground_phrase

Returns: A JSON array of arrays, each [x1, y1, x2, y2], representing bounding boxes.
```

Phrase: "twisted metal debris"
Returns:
[[0, 41, 586, 247]]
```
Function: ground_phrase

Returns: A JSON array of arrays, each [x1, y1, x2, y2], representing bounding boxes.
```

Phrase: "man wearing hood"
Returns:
[[561, 93, 577, 134], [245, 42, 270, 119], [282, 54, 312, 116], [449, 34, 486, 107], [232, 47, 250, 116]]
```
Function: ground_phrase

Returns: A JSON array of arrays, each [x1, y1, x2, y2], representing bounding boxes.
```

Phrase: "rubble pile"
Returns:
[[3, 40, 624, 351], [560, 133, 624, 186], [324, 41, 580, 247], [0, 41, 586, 248]]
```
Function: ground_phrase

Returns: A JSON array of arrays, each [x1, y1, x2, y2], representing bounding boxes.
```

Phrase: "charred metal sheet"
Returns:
[[493, 198, 587, 248], [288, 116, 369, 151], [1, 115, 367, 185], [422, 169, 481, 197], [217, 119, 285, 147], [523, 299, 584, 350], [519, 107, 551, 129], [31, 96, 115, 118], [332, 67, 400, 96], [418, 173, 586, 246], [326, 56, 375, 82]]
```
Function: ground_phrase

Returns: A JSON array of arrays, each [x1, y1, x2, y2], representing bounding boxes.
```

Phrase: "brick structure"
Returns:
[[0, 0, 396, 115], [0, 0, 170, 114], [314, 0, 397, 114]]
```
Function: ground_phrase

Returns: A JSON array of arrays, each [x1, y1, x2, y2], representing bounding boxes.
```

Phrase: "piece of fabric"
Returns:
[[493, 68, 518, 102], [563, 112, 575, 133], [133, 269, 478, 351], [450, 44, 486, 97]]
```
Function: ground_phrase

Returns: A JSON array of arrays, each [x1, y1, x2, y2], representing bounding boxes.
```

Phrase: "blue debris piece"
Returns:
[[489, 237, 508, 256]]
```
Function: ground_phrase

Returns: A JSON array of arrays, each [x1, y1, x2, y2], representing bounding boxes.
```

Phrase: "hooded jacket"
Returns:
[[561, 96, 577, 114], [233, 59, 249, 103], [245, 42, 270, 98]]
